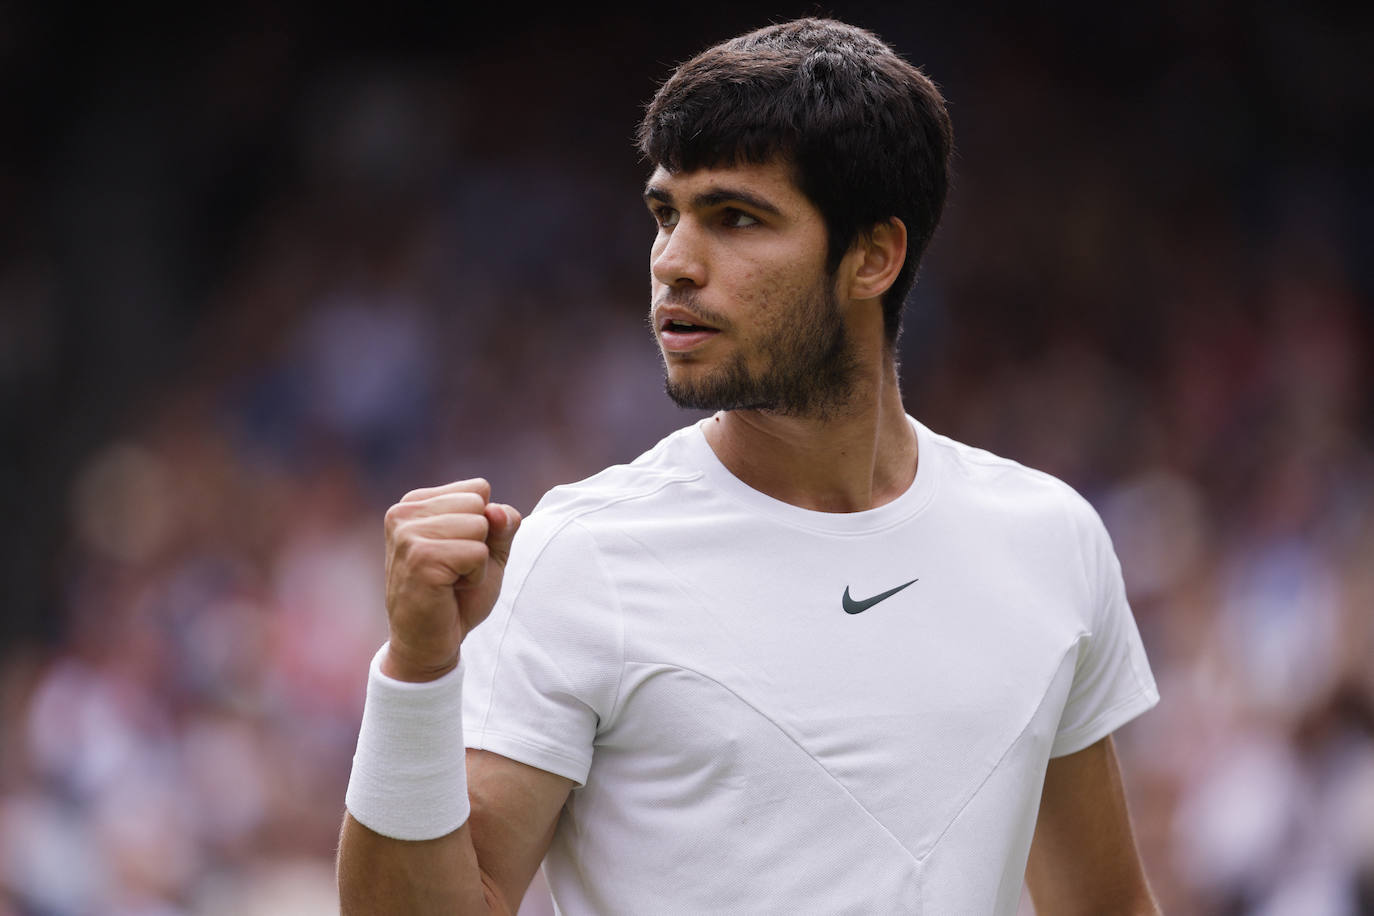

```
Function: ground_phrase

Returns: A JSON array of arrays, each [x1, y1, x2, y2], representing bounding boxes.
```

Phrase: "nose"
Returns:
[[651, 221, 706, 289]]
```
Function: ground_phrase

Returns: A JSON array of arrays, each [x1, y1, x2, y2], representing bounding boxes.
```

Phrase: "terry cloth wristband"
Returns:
[[345, 643, 470, 841]]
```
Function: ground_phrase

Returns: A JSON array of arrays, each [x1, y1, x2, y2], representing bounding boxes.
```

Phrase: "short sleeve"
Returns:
[[1050, 496, 1159, 757], [462, 517, 624, 785]]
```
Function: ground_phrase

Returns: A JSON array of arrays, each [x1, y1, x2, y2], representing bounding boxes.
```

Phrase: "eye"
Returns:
[[652, 206, 679, 229], [721, 208, 759, 228]]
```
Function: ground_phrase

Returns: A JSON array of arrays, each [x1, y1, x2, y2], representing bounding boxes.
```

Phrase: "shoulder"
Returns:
[[923, 426, 1090, 507], [511, 423, 708, 557], [918, 424, 1132, 639], [920, 423, 1107, 547]]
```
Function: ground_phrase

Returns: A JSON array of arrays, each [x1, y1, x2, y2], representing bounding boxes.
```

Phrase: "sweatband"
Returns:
[[345, 643, 470, 841]]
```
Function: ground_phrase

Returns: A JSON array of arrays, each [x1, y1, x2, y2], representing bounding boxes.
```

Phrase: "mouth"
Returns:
[[657, 313, 721, 352], [661, 317, 715, 333]]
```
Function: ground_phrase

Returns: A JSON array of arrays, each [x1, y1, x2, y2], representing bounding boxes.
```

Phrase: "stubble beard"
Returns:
[[659, 283, 859, 420]]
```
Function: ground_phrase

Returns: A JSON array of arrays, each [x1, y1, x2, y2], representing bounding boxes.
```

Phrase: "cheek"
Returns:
[[747, 265, 810, 315], [733, 262, 779, 311]]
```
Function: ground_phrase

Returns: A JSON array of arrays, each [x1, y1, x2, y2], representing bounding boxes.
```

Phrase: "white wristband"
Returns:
[[345, 643, 470, 841]]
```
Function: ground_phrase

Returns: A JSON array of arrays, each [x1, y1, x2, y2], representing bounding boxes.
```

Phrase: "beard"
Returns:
[[658, 281, 859, 419]]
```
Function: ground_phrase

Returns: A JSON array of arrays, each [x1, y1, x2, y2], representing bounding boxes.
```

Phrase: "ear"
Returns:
[[840, 217, 907, 302]]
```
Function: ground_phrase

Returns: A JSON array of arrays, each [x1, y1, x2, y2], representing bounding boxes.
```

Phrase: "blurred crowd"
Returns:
[[1, 5, 1371, 915]]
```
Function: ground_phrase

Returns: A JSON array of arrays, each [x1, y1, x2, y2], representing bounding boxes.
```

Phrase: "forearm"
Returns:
[[339, 645, 488, 913], [338, 815, 504, 916], [341, 490, 557, 913]]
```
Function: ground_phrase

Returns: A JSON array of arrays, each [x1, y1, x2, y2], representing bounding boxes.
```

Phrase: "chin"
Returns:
[[662, 354, 707, 381]]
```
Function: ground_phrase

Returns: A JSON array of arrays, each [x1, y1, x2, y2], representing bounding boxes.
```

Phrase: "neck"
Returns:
[[702, 353, 918, 513]]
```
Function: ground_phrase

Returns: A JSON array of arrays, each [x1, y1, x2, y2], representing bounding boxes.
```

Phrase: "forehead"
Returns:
[[645, 159, 810, 211]]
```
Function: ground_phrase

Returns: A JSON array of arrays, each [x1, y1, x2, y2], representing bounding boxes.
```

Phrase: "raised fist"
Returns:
[[380, 478, 521, 682]]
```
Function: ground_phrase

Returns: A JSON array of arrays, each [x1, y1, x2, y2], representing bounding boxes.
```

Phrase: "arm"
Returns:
[[1025, 735, 1158, 916], [337, 479, 571, 914], [338, 750, 572, 914]]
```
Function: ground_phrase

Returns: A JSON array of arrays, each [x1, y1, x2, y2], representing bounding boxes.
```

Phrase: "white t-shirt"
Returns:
[[463, 417, 1158, 914]]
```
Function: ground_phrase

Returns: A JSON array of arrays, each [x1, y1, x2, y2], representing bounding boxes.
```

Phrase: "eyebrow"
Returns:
[[643, 184, 784, 217]]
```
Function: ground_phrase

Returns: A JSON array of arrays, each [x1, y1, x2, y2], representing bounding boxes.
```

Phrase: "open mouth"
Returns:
[[658, 314, 720, 352], [664, 318, 714, 333]]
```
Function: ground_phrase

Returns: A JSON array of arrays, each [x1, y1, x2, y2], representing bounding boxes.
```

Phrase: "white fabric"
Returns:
[[463, 417, 1158, 914], [345, 644, 470, 841]]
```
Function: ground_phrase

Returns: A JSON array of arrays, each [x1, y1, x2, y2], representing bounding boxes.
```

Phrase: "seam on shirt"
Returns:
[[624, 660, 922, 868], [476, 473, 699, 738], [929, 431, 1059, 482], [1056, 485, 1097, 628], [1057, 486, 1159, 717], [920, 641, 1077, 864], [473, 595, 517, 741], [1051, 489, 1098, 712], [570, 520, 628, 729]]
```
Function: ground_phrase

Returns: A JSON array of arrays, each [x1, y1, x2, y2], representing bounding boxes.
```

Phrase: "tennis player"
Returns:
[[339, 17, 1160, 914]]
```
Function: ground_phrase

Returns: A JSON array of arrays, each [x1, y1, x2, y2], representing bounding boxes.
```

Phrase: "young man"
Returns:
[[339, 18, 1160, 914]]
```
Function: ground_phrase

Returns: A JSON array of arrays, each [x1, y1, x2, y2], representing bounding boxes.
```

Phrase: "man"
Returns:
[[338, 18, 1160, 915]]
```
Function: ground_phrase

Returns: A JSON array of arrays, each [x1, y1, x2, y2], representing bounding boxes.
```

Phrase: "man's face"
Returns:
[[644, 160, 857, 418]]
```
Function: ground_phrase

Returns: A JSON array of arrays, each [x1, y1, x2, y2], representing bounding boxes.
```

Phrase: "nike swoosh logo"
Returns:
[[842, 579, 919, 614]]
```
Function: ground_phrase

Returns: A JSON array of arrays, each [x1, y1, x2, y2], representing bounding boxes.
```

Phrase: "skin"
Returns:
[[337, 159, 1159, 914], [645, 160, 918, 512], [338, 478, 573, 914], [1027, 736, 1160, 914], [646, 172, 857, 419]]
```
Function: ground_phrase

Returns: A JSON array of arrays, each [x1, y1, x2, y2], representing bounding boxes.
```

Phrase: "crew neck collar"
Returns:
[[685, 415, 940, 535]]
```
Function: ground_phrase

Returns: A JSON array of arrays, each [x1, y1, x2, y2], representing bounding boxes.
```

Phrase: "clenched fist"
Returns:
[[381, 478, 522, 683]]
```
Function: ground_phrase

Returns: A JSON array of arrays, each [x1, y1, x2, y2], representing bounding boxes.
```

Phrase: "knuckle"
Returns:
[[389, 526, 420, 560], [406, 539, 442, 570], [449, 539, 488, 568], [384, 502, 409, 530], [464, 542, 491, 570]]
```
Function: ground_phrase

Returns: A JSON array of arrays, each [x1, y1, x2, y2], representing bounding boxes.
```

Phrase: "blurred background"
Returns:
[[2, 1, 1371, 913]]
